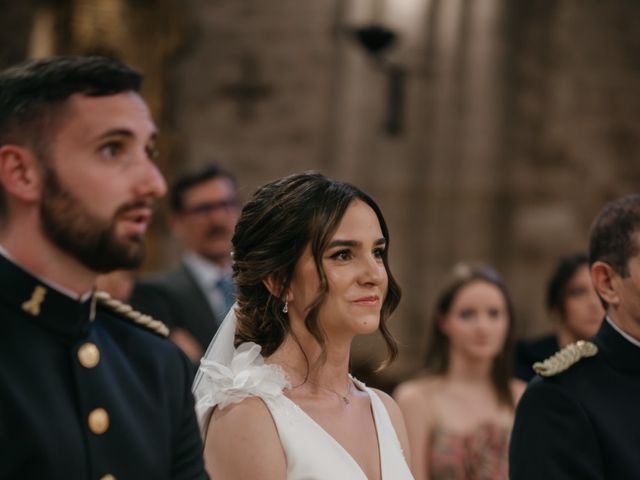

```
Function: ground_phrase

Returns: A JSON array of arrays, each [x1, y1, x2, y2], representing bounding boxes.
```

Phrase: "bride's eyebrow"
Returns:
[[328, 240, 359, 248], [327, 238, 386, 248]]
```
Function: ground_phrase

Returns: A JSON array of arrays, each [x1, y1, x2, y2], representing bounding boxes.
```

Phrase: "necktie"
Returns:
[[216, 276, 236, 316]]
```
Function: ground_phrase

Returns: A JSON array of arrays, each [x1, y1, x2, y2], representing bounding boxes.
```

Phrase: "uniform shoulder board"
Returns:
[[533, 340, 598, 377], [94, 291, 169, 337]]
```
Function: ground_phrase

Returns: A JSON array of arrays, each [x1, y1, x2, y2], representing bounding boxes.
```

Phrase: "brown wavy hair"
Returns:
[[424, 264, 516, 407], [232, 172, 401, 368]]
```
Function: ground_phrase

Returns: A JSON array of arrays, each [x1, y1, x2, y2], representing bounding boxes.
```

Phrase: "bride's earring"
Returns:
[[282, 299, 288, 314]]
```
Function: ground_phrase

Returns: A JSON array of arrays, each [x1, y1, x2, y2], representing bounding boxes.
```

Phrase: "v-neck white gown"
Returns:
[[265, 378, 414, 479], [195, 342, 414, 480]]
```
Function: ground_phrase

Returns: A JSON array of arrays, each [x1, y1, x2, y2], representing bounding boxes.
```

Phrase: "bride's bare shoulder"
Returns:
[[211, 395, 270, 420], [205, 397, 285, 479]]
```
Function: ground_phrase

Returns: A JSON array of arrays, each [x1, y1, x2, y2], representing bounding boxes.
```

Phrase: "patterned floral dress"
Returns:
[[428, 423, 510, 480]]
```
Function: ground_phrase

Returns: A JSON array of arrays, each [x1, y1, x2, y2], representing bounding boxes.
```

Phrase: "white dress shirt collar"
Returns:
[[182, 252, 229, 287], [182, 252, 233, 318], [606, 315, 640, 349]]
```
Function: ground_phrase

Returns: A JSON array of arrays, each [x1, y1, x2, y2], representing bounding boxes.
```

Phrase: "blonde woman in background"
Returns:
[[395, 265, 525, 480]]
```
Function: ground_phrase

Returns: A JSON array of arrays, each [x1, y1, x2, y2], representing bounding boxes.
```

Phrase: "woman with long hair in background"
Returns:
[[395, 264, 525, 480]]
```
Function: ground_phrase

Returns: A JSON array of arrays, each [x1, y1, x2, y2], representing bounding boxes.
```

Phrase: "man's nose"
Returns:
[[135, 159, 167, 199]]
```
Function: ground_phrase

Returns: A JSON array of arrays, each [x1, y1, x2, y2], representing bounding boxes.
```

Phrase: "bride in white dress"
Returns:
[[192, 172, 414, 479]]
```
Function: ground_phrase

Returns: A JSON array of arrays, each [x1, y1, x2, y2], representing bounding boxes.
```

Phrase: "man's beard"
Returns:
[[40, 167, 149, 273]]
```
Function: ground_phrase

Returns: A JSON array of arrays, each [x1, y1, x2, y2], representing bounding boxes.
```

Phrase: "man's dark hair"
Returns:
[[589, 194, 640, 278], [0, 55, 142, 223], [169, 163, 237, 212], [546, 252, 589, 313], [0, 55, 142, 148]]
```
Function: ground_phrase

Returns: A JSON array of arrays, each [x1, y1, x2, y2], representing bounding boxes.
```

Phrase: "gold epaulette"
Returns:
[[533, 340, 598, 377], [94, 291, 169, 337]]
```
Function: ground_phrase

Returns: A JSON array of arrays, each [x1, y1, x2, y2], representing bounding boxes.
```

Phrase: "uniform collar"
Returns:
[[0, 244, 93, 301], [606, 316, 640, 348], [594, 317, 640, 374], [0, 252, 94, 339]]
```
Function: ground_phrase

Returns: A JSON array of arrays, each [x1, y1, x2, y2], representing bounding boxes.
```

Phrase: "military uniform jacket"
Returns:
[[0, 254, 207, 479], [510, 319, 640, 479]]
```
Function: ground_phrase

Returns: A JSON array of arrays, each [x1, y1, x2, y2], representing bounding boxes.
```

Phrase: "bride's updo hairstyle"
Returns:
[[232, 172, 401, 366]]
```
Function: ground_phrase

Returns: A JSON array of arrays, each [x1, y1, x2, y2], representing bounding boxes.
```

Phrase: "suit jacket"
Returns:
[[510, 319, 640, 479], [130, 263, 222, 352], [0, 254, 207, 479]]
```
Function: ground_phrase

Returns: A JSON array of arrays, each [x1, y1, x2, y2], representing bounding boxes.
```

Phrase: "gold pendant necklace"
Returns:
[[295, 375, 353, 407], [311, 379, 352, 406], [280, 360, 353, 407]]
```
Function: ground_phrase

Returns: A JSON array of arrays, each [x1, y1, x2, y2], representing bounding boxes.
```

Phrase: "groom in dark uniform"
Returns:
[[510, 194, 640, 479], [0, 56, 207, 479]]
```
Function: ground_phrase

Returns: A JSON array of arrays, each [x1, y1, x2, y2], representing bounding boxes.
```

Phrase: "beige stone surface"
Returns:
[[2, 0, 639, 387]]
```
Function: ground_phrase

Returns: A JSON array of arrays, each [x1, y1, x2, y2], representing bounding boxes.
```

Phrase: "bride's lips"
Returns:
[[352, 295, 380, 306]]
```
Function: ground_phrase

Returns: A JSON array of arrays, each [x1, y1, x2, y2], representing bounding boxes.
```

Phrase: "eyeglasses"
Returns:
[[182, 198, 239, 216]]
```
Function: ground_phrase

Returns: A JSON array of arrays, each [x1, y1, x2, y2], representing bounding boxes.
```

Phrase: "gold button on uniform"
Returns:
[[77, 342, 100, 368], [88, 408, 109, 435], [100, 475, 116, 480]]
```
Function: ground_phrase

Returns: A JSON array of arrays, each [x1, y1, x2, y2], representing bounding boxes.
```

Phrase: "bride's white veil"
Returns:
[[191, 303, 290, 438], [191, 303, 238, 429]]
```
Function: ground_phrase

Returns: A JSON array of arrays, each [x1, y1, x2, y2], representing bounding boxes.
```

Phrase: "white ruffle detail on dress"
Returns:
[[194, 341, 290, 436]]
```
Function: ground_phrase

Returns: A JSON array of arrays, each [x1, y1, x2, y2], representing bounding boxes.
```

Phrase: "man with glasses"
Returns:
[[131, 164, 239, 362]]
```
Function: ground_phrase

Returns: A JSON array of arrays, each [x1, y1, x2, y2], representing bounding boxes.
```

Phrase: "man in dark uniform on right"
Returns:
[[510, 194, 640, 479]]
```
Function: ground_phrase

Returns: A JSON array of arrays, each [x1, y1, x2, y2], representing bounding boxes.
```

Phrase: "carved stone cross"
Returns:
[[217, 53, 273, 120]]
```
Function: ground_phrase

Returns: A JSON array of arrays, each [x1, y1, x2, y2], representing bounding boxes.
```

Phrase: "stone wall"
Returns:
[[502, 0, 640, 339], [167, 0, 640, 384], [2, 0, 639, 386]]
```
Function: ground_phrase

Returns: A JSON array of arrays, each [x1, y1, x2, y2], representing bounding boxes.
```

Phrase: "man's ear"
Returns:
[[591, 261, 619, 308], [0, 145, 43, 203]]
